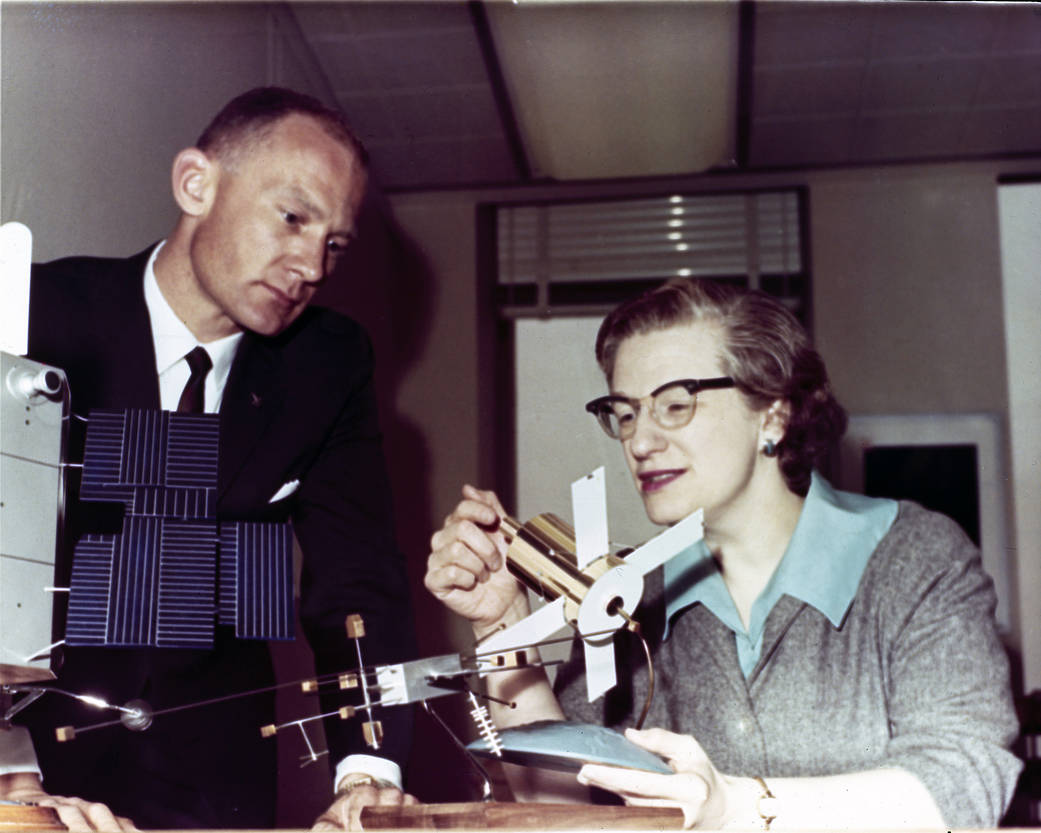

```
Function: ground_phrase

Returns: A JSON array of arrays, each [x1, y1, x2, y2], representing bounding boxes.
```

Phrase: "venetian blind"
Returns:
[[496, 189, 805, 318]]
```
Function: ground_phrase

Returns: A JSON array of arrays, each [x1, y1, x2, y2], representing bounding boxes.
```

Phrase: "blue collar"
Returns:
[[662, 473, 898, 675]]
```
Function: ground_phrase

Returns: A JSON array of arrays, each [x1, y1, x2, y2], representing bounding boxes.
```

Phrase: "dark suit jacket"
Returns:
[[23, 246, 415, 828]]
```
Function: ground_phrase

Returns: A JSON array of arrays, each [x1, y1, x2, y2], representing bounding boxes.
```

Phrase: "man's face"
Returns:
[[188, 114, 366, 338]]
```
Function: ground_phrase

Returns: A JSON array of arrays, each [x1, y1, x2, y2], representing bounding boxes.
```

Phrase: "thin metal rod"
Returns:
[[633, 629, 656, 731], [422, 700, 496, 802], [466, 625, 621, 663], [63, 678, 316, 735]]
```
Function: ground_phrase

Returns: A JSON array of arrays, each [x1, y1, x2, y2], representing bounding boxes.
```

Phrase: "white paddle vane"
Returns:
[[0, 222, 32, 356]]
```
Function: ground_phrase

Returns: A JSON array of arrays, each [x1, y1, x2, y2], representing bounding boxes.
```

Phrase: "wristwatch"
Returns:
[[335, 774, 395, 799], [754, 776, 778, 830]]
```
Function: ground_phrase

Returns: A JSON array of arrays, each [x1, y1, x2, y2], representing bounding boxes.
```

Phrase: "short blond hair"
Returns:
[[196, 86, 368, 170]]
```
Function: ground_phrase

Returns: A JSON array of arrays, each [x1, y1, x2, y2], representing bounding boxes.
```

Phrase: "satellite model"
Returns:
[[259, 467, 704, 775], [0, 221, 705, 789]]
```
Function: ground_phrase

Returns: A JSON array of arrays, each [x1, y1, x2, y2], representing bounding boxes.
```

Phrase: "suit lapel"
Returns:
[[88, 248, 161, 411], [108, 288, 160, 410], [218, 333, 281, 503]]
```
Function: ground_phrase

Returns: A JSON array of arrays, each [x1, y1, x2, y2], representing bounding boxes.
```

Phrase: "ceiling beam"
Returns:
[[735, 0, 756, 170], [470, 0, 533, 181]]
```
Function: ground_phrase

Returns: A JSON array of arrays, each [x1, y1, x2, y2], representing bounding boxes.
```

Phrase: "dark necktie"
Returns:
[[176, 346, 212, 413]]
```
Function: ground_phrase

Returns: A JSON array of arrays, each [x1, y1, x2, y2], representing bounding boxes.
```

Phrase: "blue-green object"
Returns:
[[466, 720, 672, 774]]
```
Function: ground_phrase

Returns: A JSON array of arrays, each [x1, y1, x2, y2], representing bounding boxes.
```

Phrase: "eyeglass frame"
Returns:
[[584, 376, 737, 440]]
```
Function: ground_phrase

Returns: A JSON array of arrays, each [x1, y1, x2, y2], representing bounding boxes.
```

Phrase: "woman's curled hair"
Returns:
[[595, 278, 847, 496]]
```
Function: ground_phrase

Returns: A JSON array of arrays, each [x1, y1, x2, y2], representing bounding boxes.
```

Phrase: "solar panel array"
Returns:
[[67, 409, 294, 648], [80, 410, 217, 518], [219, 522, 294, 641]]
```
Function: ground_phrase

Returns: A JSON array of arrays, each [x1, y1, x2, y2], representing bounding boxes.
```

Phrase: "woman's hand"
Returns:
[[425, 485, 528, 632], [426, 485, 564, 733], [576, 728, 761, 830]]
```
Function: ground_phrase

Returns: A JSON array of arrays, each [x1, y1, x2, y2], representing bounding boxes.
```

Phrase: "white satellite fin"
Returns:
[[576, 507, 703, 700], [478, 595, 567, 658], [622, 507, 705, 577], [570, 466, 617, 696], [0, 222, 32, 356], [571, 466, 609, 570]]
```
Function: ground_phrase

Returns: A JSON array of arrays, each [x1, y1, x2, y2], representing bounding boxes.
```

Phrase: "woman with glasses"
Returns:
[[424, 278, 1019, 829]]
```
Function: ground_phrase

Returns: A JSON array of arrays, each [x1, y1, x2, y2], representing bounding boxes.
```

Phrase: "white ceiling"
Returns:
[[288, 0, 1041, 191]]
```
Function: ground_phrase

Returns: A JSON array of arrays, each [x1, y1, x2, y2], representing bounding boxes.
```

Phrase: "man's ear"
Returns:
[[170, 148, 217, 217]]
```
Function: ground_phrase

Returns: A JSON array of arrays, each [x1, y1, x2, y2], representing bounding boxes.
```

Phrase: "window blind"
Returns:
[[495, 189, 805, 318]]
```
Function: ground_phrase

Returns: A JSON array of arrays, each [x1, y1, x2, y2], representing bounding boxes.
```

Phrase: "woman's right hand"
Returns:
[[427, 485, 567, 735], [425, 484, 528, 631]]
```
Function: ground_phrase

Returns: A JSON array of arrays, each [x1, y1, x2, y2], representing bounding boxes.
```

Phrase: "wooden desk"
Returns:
[[0, 804, 63, 830], [361, 801, 684, 830]]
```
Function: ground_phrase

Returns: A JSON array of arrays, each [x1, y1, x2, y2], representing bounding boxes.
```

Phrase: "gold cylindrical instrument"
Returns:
[[499, 513, 622, 622]]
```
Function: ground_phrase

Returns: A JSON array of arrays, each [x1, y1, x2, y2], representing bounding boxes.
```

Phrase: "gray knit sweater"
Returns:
[[556, 501, 1022, 828]]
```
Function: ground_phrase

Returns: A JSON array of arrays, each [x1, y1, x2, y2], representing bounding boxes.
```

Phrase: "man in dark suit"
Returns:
[[15, 87, 415, 830]]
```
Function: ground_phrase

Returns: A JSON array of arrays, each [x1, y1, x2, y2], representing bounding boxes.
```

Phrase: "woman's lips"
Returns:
[[638, 469, 684, 493]]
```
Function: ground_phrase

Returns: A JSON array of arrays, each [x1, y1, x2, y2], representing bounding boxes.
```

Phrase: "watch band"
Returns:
[[754, 775, 778, 830], [335, 774, 395, 799]]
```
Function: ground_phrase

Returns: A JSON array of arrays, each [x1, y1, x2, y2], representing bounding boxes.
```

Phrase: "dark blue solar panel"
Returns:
[[80, 410, 132, 506], [156, 520, 217, 648], [70, 408, 293, 649], [222, 522, 294, 641], [132, 486, 215, 520], [107, 516, 161, 646], [120, 410, 166, 488], [66, 535, 117, 645], [166, 414, 219, 490], [69, 518, 218, 648], [217, 525, 238, 627], [80, 410, 218, 517]]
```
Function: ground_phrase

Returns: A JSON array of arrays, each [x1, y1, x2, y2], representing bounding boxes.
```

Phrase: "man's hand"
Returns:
[[1, 773, 138, 832], [312, 774, 418, 832]]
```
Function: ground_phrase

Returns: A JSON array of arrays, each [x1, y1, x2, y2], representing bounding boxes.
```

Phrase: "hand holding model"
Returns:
[[425, 485, 529, 637]]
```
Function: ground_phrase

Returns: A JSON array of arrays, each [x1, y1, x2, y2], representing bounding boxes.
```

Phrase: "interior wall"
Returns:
[[998, 183, 1041, 696], [811, 166, 1010, 417], [0, 2, 331, 262]]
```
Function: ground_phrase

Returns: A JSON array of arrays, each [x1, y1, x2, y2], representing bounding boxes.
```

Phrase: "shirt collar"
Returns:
[[143, 241, 243, 389], [663, 472, 898, 639]]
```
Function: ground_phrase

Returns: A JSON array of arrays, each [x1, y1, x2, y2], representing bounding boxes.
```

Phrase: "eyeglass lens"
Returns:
[[602, 385, 697, 439]]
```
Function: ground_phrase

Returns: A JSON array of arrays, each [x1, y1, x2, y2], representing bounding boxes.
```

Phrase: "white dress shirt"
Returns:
[[0, 726, 41, 777], [143, 243, 241, 413]]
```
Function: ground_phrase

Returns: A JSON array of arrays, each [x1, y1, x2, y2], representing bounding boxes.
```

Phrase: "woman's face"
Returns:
[[610, 321, 766, 527]]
